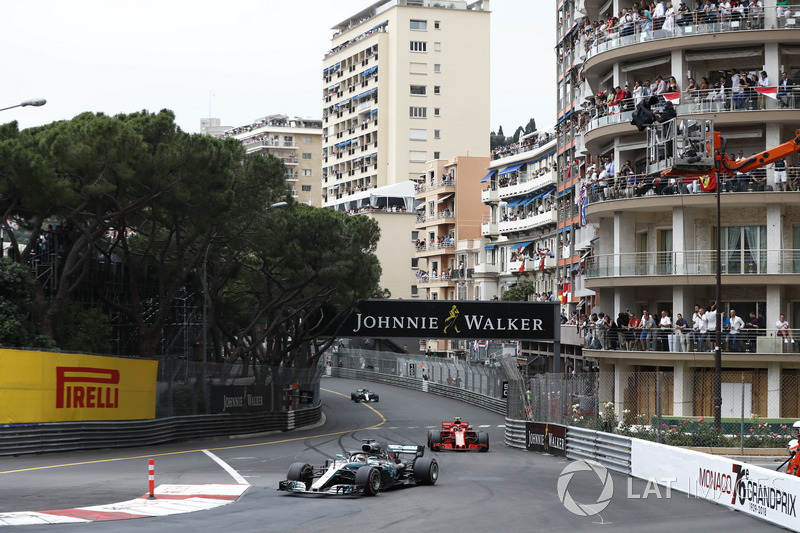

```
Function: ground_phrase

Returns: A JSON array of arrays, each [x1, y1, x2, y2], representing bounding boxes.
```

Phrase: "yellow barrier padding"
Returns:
[[0, 349, 158, 423]]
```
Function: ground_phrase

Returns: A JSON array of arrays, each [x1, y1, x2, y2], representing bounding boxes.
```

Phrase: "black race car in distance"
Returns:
[[351, 387, 379, 402]]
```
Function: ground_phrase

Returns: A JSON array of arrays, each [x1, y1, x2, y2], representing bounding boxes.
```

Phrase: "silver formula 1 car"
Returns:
[[278, 440, 438, 496], [351, 388, 379, 402]]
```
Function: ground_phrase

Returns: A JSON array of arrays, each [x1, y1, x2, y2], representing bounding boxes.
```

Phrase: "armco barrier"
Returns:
[[566, 426, 632, 475], [0, 405, 321, 457], [503, 418, 528, 449], [329, 367, 506, 415]]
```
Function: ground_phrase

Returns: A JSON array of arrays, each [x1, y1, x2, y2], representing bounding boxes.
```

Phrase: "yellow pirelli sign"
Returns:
[[0, 349, 158, 423]]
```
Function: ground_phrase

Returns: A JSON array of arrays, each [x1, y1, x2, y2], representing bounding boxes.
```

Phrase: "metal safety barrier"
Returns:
[[503, 418, 528, 449], [0, 405, 321, 457], [566, 426, 632, 475], [330, 367, 506, 415]]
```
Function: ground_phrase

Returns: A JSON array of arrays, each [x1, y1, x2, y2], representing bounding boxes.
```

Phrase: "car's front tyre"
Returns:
[[286, 462, 313, 489], [355, 466, 381, 496]]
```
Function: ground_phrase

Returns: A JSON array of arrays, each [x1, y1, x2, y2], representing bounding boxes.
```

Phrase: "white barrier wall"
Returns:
[[631, 439, 800, 530]]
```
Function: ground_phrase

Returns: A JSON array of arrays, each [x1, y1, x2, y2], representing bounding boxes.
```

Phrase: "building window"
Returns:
[[411, 285, 419, 297], [433, 151, 440, 159], [434, 20, 441, 29], [302, 136, 312, 144], [434, 129, 440, 139], [409, 129, 428, 141], [410, 19, 427, 31], [302, 169, 312, 176], [302, 185, 312, 192], [302, 153, 312, 159], [410, 150, 427, 162], [410, 85, 427, 96], [434, 107, 441, 117], [412, 230, 419, 241], [409, 106, 427, 118], [434, 63, 441, 73], [433, 85, 441, 95], [410, 41, 427, 53], [434, 42, 441, 52], [411, 257, 419, 268]]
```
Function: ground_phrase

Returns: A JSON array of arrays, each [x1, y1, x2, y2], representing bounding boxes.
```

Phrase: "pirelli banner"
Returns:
[[0, 349, 158, 424], [334, 299, 559, 341]]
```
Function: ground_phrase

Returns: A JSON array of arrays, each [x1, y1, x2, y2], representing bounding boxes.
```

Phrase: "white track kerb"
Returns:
[[0, 484, 249, 526]]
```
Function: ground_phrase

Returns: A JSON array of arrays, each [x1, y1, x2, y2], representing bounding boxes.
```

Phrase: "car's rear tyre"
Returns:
[[354, 466, 381, 496], [428, 430, 441, 450], [478, 431, 489, 452], [287, 462, 313, 489], [413, 456, 438, 485], [373, 395, 379, 402]]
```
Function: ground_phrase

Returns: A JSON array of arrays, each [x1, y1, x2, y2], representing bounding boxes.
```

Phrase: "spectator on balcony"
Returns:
[[732, 79, 747, 110], [751, 167, 766, 191], [632, 80, 645, 108], [658, 310, 673, 351], [744, 311, 760, 352], [779, 71, 794, 109], [777, 0, 792, 26], [729, 69, 741, 92], [701, 0, 718, 23], [663, 2, 677, 32], [757, 70, 770, 109], [627, 311, 640, 350], [638, 310, 656, 351], [675, 313, 690, 351], [719, 0, 732, 22], [653, 75, 668, 101], [693, 306, 708, 351], [729, 309, 745, 351], [775, 158, 789, 191], [777, 314, 795, 344], [676, 2, 693, 26]]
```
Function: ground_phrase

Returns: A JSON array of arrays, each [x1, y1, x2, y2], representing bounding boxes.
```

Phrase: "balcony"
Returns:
[[416, 178, 455, 194], [586, 250, 800, 280], [416, 210, 455, 226], [498, 209, 557, 234], [581, 11, 773, 64], [579, 89, 798, 142], [498, 171, 557, 203]]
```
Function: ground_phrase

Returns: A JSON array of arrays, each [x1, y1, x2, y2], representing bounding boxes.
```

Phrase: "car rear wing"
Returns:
[[386, 444, 424, 458]]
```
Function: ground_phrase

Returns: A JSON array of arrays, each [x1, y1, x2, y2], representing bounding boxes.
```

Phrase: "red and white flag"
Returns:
[[662, 91, 681, 104], [755, 86, 778, 99]]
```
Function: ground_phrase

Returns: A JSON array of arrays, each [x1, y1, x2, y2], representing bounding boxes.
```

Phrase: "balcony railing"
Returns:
[[580, 9, 780, 63], [415, 178, 455, 194], [579, 88, 799, 138], [585, 169, 799, 207], [498, 209, 558, 233], [586, 250, 800, 278]]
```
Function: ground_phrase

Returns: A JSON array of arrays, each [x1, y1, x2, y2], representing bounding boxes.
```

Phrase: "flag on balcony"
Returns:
[[662, 91, 681, 104], [519, 260, 525, 273], [755, 86, 778, 99], [558, 280, 571, 303], [699, 174, 717, 192]]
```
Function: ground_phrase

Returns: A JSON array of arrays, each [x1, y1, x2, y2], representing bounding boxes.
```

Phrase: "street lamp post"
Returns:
[[0, 98, 47, 113]]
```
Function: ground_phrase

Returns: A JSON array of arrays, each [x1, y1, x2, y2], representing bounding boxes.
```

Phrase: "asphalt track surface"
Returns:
[[0, 377, 785, 532]]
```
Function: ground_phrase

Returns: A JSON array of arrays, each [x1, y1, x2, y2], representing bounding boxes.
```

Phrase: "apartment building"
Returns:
[[321, 0, 490, 208], [556, 1, 800, 417], [220, 114, 323, 207]]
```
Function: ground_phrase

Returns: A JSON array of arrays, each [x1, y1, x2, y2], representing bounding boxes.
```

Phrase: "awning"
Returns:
[[362, 66, 378, 76], [485, 244, 496, 250], [480, 169, 497, 183], [498, 163, 525, 176], [557, 225, 572, 234], [576, 297, 586, 310], [506, 198, 522, 207], [542, 191, 553, 199], [514, 241, 532, 251], [415, 203, 425, 210], [436, 194, 453, 204]]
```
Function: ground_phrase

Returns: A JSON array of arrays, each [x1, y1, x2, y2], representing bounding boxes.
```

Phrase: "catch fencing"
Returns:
[[328, 348, 507, 398], [519, 371, 797, 450]]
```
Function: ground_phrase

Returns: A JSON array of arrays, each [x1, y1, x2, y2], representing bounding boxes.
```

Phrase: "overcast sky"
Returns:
[[2, 1, 555, 135]]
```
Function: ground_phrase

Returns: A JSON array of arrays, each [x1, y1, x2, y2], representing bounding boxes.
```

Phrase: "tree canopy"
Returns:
[[0, 111, 384, 367]]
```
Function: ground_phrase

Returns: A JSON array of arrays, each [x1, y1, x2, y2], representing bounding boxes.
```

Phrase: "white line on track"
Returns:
[[203, 450, 249, 485]]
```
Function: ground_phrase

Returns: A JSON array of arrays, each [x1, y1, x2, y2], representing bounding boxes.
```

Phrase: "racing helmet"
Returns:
[[453, 416, 461, 423], [793, 420, 800, 437]]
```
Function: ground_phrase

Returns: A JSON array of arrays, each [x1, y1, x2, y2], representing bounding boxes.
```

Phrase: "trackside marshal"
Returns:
[[338, 300, 558, 341]]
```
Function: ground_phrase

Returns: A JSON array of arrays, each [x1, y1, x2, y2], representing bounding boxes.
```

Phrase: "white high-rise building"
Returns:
[[322, 0, 491, 210]]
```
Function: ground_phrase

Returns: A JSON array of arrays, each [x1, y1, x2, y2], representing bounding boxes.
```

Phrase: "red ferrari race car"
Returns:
[[427, 417, 489, 452]]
